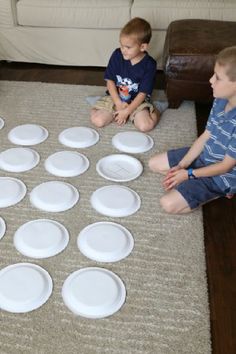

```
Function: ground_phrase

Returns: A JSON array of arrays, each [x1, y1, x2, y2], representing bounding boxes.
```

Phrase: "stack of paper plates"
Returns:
[[112, 131, 154, 153], [8, 124, 48, 145], [58, 127, 99, 148], [30, 181, 79, 212], [96, 154, 143, 182], [45, 151, 89, 177], [0, 147, 40, 172], [0, 263, 53, 313], [0, 217, 6, 240], [14, 219, 69, 258], [0, 177, 27, 208], [78, 221, 134, 262], [91, 185, 141, 217], [62, 267, 126, 318]]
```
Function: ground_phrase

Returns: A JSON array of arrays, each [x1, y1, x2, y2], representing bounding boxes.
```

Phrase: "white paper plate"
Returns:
[[30, 181, 79, 212], [91, 185, 141, 217], [0, 217, 6, 240], [0, 147, 40, 172], [112, 131, 154, 153], [0, 263, 53, 313], [62, 267, 126, 318], [8, 124, 48, 146], [14, 219, 69, 258], [96, 154, 143, 182], [78, 221, 134, 262], [0, 177, 27, 208], [45, 151, 89, 177], [0, 117, 4, 130], [59, 126, 99, 148]]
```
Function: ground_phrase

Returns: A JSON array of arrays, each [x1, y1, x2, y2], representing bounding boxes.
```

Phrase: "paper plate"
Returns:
[[30, 181, 79, 212], [77, 221, 134, 262], [8, 124, 48, 146], [90, 185, 141, 217], [96, 154, 143, 182], [0, 217, 6, 240], [112, 131, 154, 153], [14, 219, 69, 258], [58, 126, 99, 148], [0, 147, 40, 172], [0, 117, 4, 130], [45, 150, 89, 177], [0, 177, 27, 208], [0, 263, 53, 313], [62, 267, 126, 318]]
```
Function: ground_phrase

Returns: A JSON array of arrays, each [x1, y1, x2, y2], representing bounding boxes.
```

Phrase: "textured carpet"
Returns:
[[0, 81, 211, 354]]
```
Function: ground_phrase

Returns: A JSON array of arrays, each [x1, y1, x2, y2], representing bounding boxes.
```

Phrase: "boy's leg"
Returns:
[[148, 152, 170, 174], [90, 108, 113, 128], [149, 147, 224, 214], [90, 96, 114, 128], [161, 177, 223, 214], [149, 149, 191, 214], [160, 189, 191, 214], [132, 108, 160, 132], [149, 148, 189, 175]]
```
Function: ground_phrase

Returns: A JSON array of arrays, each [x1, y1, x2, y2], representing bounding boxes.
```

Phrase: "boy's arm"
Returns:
[[178, 129, 211, 168], [106, 79, 121, 106], [114, 92, 147, 125], [107, 78, 145, 110], [106, 80, 127, 110], [163, 129, 235, 190], [163, 129, 210, 190], [125, 92, 146, 115], [164, 154, 236, 191], [192, 154, 236, 178]]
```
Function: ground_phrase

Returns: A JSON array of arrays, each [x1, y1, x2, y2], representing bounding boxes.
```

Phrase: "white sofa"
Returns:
[[0, 0, 236, 68]]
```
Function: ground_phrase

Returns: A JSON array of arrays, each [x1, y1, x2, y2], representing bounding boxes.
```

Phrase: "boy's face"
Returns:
[[119, 35, 147, 63], [209, 62, 236, 100]]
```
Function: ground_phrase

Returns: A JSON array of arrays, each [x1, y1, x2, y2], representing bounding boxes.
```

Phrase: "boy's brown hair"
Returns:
[[120, 17, 152, 44], [216, 46, 236, 81]]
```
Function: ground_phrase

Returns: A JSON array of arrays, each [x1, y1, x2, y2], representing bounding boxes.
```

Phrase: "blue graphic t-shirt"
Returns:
[[104, 48, 157, 103]]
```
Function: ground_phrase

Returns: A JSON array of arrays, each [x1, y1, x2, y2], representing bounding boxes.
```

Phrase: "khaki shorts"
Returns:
[[93, 95, 156, 122]]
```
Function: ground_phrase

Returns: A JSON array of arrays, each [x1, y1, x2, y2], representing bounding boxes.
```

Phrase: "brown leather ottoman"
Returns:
[[163, 19, 236, 108]]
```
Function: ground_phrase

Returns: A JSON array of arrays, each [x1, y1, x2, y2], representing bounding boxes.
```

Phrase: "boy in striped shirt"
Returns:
[[149, 46, 236, 213]]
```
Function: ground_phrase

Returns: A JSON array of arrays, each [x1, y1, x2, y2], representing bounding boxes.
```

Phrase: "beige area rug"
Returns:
[[0, 81, 211, 354]]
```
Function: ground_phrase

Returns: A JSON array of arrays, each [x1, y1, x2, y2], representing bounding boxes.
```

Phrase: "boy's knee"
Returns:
[[148, 154, 167, 174], [90, 109, 113, 128], [160, 195, 177, 214], [148, 156, 159, 172], [90, 114, 105, 128], [135, 119, 155, 133]]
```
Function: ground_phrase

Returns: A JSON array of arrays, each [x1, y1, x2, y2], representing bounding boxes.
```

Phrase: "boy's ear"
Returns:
[[140, 43, 148, 52]]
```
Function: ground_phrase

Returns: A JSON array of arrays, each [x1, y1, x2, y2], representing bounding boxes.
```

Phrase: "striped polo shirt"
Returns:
[[201, 98, 236, 194]]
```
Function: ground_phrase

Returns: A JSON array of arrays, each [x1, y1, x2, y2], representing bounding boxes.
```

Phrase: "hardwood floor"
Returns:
[[196, 104, 236, 354], [0, 61, 235, 354]]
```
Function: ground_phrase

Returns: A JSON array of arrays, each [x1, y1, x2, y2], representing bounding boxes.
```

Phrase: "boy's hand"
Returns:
[[114, 107, 130, 125], [115, 101, 128, 111], [163, 167, 188, 191]]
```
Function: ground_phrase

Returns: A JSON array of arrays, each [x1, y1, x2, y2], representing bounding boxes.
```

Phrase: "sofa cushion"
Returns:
[[17, 0, 132, 29], [132, 0, 236, 30]]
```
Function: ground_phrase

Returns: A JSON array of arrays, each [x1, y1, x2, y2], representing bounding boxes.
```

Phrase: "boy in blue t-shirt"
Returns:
[[90, 17, 161, 132], [149, 46, 236, 214]]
